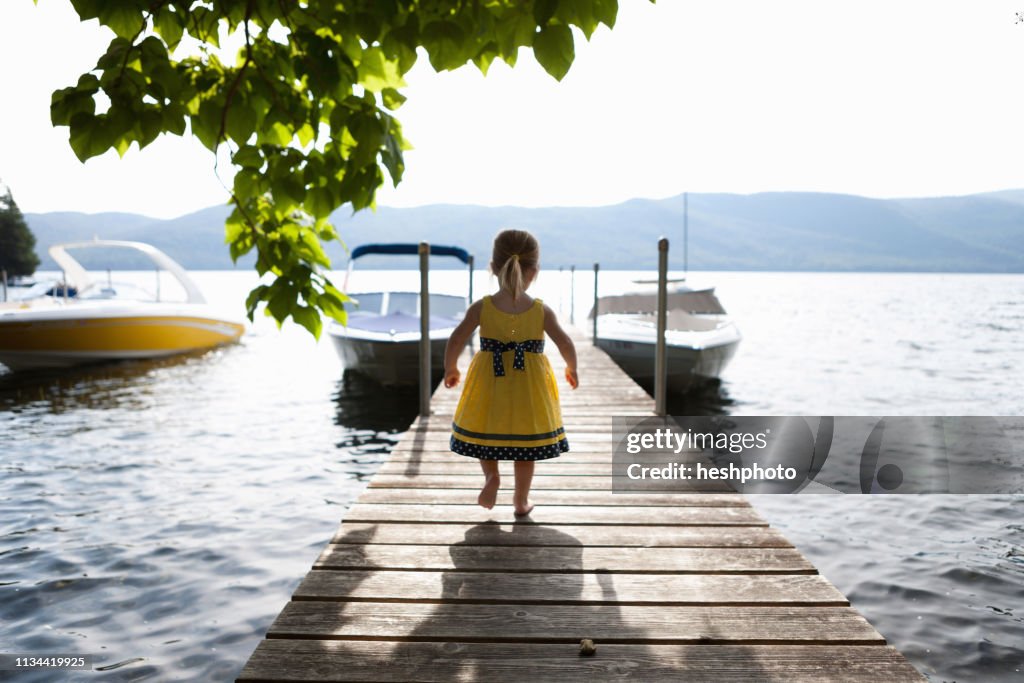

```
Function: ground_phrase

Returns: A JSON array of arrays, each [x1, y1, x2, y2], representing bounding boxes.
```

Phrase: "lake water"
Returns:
[[1, 269, 1022, 682]]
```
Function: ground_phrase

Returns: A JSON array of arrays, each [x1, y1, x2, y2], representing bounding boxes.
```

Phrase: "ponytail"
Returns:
[[497, 253, 525, 301]]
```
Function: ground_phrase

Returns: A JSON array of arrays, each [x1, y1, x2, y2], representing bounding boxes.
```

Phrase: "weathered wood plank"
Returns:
[[368, 474, 734, 491], [330, 523, 792, 548], [237, 641, 926, 682], [293, 570, 848, 606], [314, 545, 814, 573], [377, 462, 618, 476], [398, 430, 619, 440], [387, 452, 618, 464], [376, 460, 715, 476], [343, 503, 766, 526], [268, 602, 884, 643], [355, 488, 750, 507]]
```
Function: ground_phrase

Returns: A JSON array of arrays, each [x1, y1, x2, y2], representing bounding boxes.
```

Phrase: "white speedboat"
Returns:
[[591, 280, 741, 393], [0, 240, 245, 370], [326, 243, 472, 386]]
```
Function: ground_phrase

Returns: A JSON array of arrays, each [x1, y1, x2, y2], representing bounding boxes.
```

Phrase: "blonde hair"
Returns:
[[492, 229, 539, 301]]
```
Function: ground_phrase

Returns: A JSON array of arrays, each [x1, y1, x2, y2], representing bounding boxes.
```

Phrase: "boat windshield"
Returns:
[[387, 293, 419, 315], [345, 292, 466, 318], [387, 293, 466, 318], [77, 281, 156, 301], [430, 294, 467, 318], [594, 289, 727, 316], [350, 293, 384, 315]]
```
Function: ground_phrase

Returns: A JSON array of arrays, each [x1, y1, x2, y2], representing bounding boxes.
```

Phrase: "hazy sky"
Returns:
[[2, 1, 1023, 218]]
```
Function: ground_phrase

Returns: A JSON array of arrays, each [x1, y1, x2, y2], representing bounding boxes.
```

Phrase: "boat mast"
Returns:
[[683, 192, 688, 276]]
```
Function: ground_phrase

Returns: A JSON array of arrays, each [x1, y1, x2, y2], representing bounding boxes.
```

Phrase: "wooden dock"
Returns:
[[238, 335, 925, 682]]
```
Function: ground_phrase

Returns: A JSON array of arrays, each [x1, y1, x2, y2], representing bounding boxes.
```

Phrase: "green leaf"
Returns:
[[153, 7, 185, 50], [382, 25, 419, 73], [233, 145, 263, 169], [557, 0, 600, 40], [266, 283, 296, 324], [307, 187, 335, 220], [233, 169, 261, 198], [472, 47, 495, 76], [381, 87, 406, 110], [317, 285, 349, 323], [193, 98, 224, 150], [291, 305, 323, 339], [422, 21, 467, 70], [163, 102, 188, 136], [68, 112, 111, 162], [297, 123, 316, 148], [189, 6, 220, 48], [357, 46, 405, 92], [138, 109, 163, 149], [97, 3, 144, 40], [259, 120, 292, 147], [495, 11, 537, 60], [50, 84, 97, 126], [594, 0, 619, 29], [534, 0, 558, 26], [244, 284, 270, 321], [225, 212, 248, 244], [533, 24, 575, 81], [225, 99, 257, 142]]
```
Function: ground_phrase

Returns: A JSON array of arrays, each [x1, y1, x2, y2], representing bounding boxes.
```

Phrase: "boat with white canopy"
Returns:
[[0, 240, 245, 370], [591, 280, 741, 393]]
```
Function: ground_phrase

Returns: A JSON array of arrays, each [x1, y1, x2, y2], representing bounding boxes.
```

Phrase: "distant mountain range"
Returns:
[[23, 190, 1024, 272]]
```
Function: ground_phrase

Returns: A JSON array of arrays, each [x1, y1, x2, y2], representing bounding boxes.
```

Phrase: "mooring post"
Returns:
[[419, 241, 431, 416], [592, 263, 599, 345], [570, 265, 576, 325], [655, 238, 669, 417], [558, 266, 564, 314], [467, 254, 475, 355]]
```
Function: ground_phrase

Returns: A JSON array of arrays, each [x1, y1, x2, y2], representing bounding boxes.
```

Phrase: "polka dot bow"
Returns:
[[479, 337, 545, 376]]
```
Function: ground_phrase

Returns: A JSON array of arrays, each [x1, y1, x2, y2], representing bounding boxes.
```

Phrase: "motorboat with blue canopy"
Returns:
[[326, 243, 473, 386]]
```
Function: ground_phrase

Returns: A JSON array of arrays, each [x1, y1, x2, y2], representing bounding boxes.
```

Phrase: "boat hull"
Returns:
[[596, 336, 741, 394], [0, 309, 245, 370], [329, 332, 450, 386]]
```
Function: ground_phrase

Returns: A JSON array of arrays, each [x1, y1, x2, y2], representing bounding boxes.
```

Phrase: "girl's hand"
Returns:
[[444, 367, 461, 388], [565, 367, 579, 389]]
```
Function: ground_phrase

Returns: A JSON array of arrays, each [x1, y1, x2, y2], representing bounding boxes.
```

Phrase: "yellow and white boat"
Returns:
[[0, 240, 245, 371]]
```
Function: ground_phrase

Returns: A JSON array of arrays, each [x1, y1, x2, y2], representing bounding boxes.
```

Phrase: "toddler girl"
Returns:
[[443, 229, 579, 516]]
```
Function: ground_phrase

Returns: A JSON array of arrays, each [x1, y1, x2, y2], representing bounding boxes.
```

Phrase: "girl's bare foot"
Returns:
[[478, 474, 500, 509], [513, 499, 534, 517]]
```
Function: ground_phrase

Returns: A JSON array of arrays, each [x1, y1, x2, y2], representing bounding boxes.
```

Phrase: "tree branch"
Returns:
[[115, 1, 170, 89], [216, 0, 255, 148]]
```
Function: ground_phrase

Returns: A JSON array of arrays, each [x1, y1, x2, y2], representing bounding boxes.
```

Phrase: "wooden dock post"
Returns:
[[238, 331, 925, 682], [418, 241, 431, 416], [654, 237, 668, 417]]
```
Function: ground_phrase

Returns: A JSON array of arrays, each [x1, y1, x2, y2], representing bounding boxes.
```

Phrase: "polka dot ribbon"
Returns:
[[479, 337, 545, 376]]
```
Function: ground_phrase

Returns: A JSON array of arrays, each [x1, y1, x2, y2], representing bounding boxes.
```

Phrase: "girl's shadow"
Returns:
[[386, 521, 772, 680]]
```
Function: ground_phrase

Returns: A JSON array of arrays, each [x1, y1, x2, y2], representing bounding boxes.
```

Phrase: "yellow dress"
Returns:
[[450, 295, 569, 460]]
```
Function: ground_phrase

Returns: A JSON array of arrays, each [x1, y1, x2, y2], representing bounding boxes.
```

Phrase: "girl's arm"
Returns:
[[443, 300, 482, 388], [543, 304, 579, 389]]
